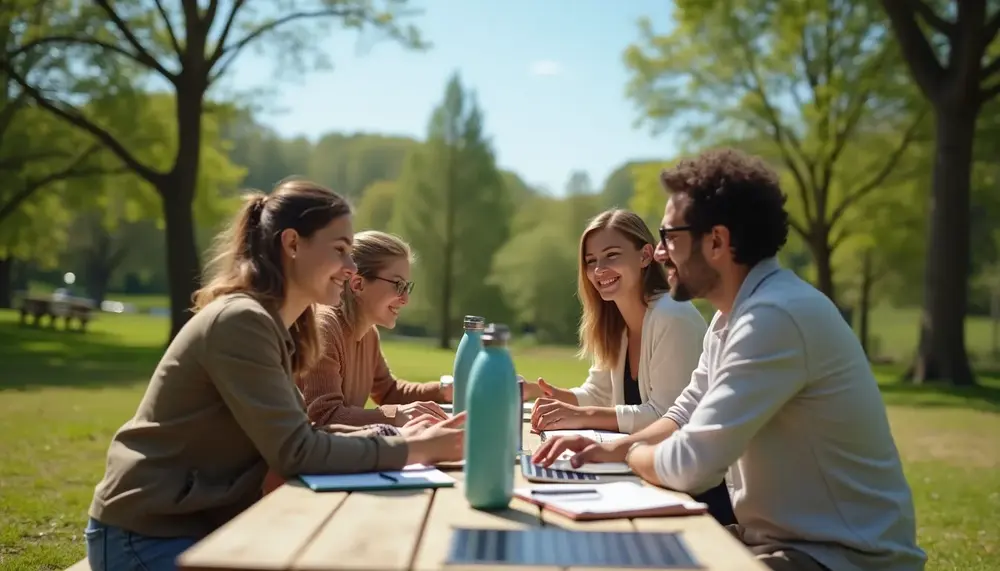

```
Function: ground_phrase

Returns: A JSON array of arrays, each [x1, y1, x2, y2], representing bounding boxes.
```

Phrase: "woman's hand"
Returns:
[[522, 377, 575, 403], [530, 398, 589, 431], [531, 435, 627, 468], [405, 412, 466, 465], [394, 401, 449, 426], [398, 413, 446, 437]]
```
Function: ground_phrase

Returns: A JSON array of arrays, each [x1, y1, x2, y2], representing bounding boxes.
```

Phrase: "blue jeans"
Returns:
[[85, 518, 198, 571]]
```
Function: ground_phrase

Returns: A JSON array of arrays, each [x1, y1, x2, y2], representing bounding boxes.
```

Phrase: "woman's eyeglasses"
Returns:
[[372, 276, 415, 296]]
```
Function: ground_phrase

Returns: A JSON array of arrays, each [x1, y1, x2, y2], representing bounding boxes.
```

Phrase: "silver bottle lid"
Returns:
[[463, 315, 486, 331], [481, 323, 510, 346]]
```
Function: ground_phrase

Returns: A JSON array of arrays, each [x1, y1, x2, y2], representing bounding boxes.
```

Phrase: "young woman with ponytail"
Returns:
[[83, 179, 464, 571]]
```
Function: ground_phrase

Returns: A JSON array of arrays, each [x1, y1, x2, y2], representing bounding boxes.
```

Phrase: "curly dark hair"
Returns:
[[660, 148, 789, 267]]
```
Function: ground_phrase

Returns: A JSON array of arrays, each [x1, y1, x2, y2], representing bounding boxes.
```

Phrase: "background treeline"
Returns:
[[3, 0, 1000, 385]]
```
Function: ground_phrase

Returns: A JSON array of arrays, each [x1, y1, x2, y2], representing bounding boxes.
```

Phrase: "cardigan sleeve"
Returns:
[[614, 301, 707, 433], [569, 364, 614, 407]]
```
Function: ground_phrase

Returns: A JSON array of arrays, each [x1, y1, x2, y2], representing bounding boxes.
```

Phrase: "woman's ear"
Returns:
[[639, 243, 654, 268], [349, 274, 365, 293]]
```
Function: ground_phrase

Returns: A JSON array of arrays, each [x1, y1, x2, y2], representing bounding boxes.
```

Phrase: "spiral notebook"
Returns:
[[298, 464, 455, 492]]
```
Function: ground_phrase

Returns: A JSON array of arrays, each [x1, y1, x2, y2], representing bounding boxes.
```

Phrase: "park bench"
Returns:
[[64, 558, 89, 570], [19, 294, 94, 332]]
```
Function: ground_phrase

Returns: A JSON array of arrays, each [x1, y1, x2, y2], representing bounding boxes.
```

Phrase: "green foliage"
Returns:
[[389, 73, 514, 340], [354, 179, 397, 231], [624, 0, 926, 304]]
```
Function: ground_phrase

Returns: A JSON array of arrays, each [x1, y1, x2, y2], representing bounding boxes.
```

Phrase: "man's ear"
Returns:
[[708, 226, 730, 260]]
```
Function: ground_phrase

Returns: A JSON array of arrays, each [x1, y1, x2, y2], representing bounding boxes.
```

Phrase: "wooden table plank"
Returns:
[[177, 481, 345, 571], [633, 514, 769, 570], [293, 489, 433, 571]]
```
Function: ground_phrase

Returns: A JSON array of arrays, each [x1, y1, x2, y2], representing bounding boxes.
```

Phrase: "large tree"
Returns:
[[624, 0, 925, 307], [390, 73, 512, 349], [878, 0, 1000, 384], [3, 0, 423, 339]]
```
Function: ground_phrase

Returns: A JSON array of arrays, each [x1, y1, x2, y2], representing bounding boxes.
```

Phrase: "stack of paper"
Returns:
[[514, 481, 707, 520]]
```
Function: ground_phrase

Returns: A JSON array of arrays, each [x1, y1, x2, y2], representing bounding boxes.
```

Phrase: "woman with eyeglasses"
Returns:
[[296, 230, 451, 433]]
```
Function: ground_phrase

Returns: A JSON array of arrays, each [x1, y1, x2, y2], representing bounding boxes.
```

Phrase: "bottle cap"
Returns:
[[481, 323, 510, 346], [463, 315, 486, 330]]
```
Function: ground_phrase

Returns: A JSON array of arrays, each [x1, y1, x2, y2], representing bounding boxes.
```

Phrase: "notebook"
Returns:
[[299, 464, 455, 492], [447, 527, 700, 568], [514, 481, 708, 521]]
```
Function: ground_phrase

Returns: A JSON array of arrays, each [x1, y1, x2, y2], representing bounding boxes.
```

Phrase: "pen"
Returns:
[[530, 488, 598, 495], [378, 472, 398, 483]]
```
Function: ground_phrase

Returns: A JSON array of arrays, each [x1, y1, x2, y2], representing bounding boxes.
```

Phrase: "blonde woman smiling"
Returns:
[[526, 209, 707, 435], [297, 231, 451, 432]]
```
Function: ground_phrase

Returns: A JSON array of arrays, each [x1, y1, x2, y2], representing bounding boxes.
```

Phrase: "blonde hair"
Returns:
[[193, 177, 352, 373], [335, 230, 413, 330], [577, 209, 670, 369]]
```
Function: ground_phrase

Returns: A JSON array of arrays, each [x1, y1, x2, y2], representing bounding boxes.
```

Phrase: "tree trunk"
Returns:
[[906, 109, 977, 385], [438, 149, 457, 350], [161, 83, 205, 341], [809, 230, 837, 306], [0, 256, 11, 308], [859, 249, 873, 357]]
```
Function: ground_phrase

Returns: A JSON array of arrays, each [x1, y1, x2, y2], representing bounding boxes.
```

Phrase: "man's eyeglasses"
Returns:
[[372, 276, 415, 296], [658, 225, 694, 248]]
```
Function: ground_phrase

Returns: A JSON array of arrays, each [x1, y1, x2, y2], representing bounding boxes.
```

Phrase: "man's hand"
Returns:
[[531, 435, 628, 468], [394, 401, 449, 426], [530, 398, 589, 431]]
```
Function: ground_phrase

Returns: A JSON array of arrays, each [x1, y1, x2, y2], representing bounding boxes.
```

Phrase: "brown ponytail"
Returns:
[[193, 178, 352, 372]]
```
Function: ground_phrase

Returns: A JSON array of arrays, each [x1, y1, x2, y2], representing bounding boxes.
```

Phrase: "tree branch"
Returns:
[[208, 0, 247, 68], [3, 65, 166, 187], [880, 0, 948, 100], [0, 145, 127, 224], [152, 0, 183, 56], [92, 0, 174, 79], [829, 107, 928, 226], [9, 36, 177, 82], [912, 0, 957, 37], [788, 217, 809, 241], [207, 7, 366, 83]]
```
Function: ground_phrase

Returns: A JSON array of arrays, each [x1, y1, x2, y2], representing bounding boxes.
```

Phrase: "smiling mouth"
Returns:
[[388, 306, 400, 316], [597, 276, 620, 288]]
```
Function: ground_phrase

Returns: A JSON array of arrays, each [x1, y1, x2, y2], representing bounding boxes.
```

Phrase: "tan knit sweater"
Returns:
[[296, 306, 446, 426]]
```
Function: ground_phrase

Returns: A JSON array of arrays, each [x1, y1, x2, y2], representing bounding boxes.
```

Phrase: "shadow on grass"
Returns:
[[0, 321, 160, 391], [873, 365, 1000, 413]]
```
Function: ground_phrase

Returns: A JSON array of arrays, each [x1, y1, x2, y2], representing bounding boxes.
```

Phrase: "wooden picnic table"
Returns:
[[177, 422, 766, 571]]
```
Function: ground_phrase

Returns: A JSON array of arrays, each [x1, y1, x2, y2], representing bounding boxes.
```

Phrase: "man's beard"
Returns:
[[666, 250, 717, 302]]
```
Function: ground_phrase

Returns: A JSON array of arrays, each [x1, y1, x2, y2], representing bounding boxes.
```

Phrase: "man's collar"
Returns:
[[730, 257, 782, 316]]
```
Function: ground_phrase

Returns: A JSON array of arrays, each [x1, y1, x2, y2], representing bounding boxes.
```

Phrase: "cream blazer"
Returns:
[[570, 293, 707, 433]]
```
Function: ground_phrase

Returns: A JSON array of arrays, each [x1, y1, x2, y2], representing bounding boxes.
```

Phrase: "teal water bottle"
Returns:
[[452, 315, 485, 414], [464, 323, 519, 510]]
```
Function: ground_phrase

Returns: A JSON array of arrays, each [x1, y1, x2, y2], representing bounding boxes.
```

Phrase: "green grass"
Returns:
[[1, 309, 998, 570]]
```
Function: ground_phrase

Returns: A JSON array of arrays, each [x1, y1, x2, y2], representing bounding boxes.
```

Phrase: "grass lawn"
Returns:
[[0, 309, 998, 570]]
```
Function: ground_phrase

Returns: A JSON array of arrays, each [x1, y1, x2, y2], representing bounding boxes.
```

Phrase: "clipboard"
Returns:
[[514, 481, 708, 521], [299, 464, 456, 492]]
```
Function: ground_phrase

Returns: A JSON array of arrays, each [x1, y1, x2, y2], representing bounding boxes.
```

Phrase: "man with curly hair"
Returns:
[[532, 149, 926, 571]]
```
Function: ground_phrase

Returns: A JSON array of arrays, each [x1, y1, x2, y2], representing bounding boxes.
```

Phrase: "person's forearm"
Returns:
[[557, 387, 579, 405], [581, 406, 620, 431], [623, 417, 679, 447], [626, 444, 660, 485]]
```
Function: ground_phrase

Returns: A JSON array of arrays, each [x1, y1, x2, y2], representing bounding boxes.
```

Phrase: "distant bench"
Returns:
[[19, 295, 94, 332]]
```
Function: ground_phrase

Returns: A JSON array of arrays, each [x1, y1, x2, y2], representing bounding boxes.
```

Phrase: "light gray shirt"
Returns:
[[656, 258, 926, 571]]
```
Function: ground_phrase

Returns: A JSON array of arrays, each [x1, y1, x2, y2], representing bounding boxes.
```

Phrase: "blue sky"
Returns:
[[222, 0, 677, 195]]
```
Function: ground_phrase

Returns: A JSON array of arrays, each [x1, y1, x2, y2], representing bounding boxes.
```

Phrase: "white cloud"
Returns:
[[529, 60, 563, 77]]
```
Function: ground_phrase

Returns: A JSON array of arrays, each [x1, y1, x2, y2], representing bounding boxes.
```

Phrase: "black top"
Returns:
[[623, 353, 642, 406]]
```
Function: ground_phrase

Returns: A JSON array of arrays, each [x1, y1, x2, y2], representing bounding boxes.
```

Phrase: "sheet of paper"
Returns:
[[541, 429, 629, 444], [516, 481, 688, 515]]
